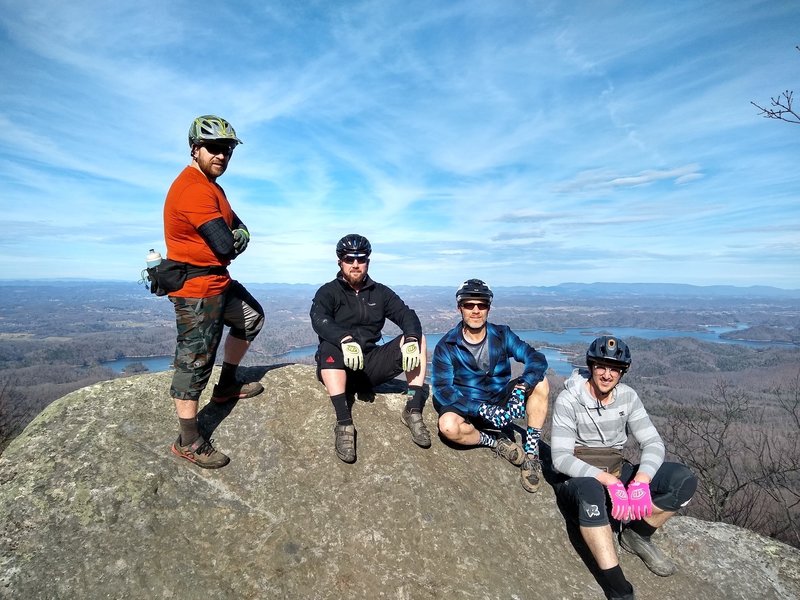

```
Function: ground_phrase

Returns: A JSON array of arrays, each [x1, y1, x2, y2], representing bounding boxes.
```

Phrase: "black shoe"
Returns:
[[619, 527, 676, 577], [401, 408, 432, 448], [520, 454, 541, 493], [334, 424, 357, 463]]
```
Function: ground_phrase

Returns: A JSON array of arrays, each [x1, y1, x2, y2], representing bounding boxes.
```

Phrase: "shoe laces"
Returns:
[[194, 438, 217, 456]]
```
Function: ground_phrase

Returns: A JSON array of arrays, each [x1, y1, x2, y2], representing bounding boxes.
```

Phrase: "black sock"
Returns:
[[628, 519, 658, 538], [218, 362, 238, 388], [330, 393, 352, 425], [405, 385, 425, 412], [600, 565, 633, 596], [178, 417, 200, 446]]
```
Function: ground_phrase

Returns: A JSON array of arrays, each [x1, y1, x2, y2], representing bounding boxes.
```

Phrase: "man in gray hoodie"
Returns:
[[550, 336, 697, 600]]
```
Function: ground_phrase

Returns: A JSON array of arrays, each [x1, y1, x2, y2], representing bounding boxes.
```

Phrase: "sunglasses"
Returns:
[[460, 302, 489, 311], [341, 256, 368, 264], [201, 142, 235, 156]]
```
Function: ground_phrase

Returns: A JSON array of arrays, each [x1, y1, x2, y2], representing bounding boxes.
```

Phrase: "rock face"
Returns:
[[1, 364, 799, 600]]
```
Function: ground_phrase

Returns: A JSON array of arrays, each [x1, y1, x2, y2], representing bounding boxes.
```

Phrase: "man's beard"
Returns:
[[343, 269, 366, 287]]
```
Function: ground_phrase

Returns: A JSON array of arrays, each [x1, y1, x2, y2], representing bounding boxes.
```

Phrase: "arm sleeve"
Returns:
[[231, 212, 248, 232], [431, 342, 481, 416], [310, 286, 351, 345], [550, 393, 603, 479], [626, 392, 665, 479], [197, 217, 236, 261]]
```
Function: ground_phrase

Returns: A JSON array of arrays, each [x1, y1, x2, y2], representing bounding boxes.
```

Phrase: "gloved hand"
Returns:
[[606, 482, 630, 521], [506, 386, 527, 420], [478, 403, 513, 428], [401, 338, 421, 371], [626, 481, 653, 520], [341, 338, 363, 370], [232, 228, 250, 254]]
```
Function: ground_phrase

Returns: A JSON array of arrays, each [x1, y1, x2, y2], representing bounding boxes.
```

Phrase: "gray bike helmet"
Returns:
[[188, 115, 243, 147], [336, 234, 372, 259], [586, 336, 632, 370], [456, 279, 493, 305]]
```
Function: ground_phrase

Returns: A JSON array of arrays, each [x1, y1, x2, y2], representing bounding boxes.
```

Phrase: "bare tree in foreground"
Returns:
[[751, 46, 800, 125], [663, 375, 800, 548]]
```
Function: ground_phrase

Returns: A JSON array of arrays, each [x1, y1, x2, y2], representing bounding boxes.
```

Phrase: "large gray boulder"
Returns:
[[1, 364, 798, 599]]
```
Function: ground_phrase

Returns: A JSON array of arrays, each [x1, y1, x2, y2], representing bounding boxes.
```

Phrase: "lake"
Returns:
[[105, 323, 784, 378]]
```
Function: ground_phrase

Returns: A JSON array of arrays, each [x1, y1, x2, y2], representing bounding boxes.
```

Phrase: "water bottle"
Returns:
[[146, 249, 163, 269]]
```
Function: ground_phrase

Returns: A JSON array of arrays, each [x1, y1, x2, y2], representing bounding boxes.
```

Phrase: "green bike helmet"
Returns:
[[188, 115, 242, 147]]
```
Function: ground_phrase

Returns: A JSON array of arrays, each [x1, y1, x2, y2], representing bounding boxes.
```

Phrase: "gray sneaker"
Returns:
[[401, 408, 432, 448], [334, 424, 357, 463], [619, 527, 677, 577], [493, 438, 525, 466], [520, 455, 541, 493], [171, 436, 230, 469]]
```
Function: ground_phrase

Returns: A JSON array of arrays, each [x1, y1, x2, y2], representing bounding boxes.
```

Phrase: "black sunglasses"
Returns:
[[201, 142, 235, 156], [460, 302, 489, 311], [341, 256, 369, 264]]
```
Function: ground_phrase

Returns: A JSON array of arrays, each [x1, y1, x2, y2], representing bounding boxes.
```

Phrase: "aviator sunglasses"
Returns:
[[341, 256, 369, 264], [201, 142, 235, 156], [460, 302, 489, 311]]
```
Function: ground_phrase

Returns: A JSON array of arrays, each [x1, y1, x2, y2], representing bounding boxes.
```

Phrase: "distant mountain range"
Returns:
[[2, 279, 799, 299]]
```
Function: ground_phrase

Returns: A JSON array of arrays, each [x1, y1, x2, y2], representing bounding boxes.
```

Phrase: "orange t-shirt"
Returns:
[[163, 166, 234, 298]]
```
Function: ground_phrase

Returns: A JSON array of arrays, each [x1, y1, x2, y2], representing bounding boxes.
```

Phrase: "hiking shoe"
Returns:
[[401, 408, 432, 448], [619, 527, 677, 577], [608, 592, 636, 600], [210, 381, 264, 404], [171, 436, 230, 469], [334, 424, 357, 463], [520, 455, 542, 493], [493, 438, 525, 466]]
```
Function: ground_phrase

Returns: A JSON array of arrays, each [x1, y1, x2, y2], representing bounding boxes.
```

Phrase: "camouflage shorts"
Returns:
[[169, 294, 226, 401]]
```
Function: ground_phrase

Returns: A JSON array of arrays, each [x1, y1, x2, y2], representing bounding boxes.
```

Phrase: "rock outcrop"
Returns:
[[1, 364, 798, 599]]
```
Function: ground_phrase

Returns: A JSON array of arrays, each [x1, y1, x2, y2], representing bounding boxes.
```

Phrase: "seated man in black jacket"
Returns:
[[310, 234, 430, 463]]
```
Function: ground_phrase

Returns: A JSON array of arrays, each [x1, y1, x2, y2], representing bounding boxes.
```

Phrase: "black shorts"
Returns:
[[316, 335, 404, 388], [554, 461, 698, 527]]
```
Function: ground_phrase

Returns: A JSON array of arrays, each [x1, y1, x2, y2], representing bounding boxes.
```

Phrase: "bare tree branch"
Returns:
[[751, 46, 800, 125]]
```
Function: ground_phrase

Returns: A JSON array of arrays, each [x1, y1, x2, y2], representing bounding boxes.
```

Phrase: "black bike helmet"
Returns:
[[456, 279, 493, 305], [336, 234, 372, 259], [586, 336, 632, 370], [188, 115, 242, 147]]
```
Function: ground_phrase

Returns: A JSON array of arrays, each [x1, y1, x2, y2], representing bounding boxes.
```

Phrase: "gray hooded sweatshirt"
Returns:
[[551, 368, 665, 480]]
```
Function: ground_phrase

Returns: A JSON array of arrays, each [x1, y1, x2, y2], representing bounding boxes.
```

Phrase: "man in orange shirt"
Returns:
[[163, 115, 265, 469]]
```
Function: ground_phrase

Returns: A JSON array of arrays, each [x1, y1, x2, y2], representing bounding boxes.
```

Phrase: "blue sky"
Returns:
[[1, 0, 798, 289]]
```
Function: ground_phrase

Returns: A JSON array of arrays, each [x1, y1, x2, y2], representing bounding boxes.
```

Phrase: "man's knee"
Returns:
[[653, 462, 698, 511], [437, 412, 468, 440]]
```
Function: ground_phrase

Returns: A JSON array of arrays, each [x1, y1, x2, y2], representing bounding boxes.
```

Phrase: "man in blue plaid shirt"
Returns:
[[431, 279, 550, 492]]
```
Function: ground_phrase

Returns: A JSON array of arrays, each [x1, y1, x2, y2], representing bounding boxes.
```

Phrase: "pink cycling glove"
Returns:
[[606, 482, 629, 521], [626, 481, 653, 519]]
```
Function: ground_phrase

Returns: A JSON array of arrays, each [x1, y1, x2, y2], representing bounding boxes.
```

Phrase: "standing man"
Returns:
[[310, 234, 430, 463], [431, 279, 550, 493], [550, 336, 697, 600], [164, 115, 265, 469]]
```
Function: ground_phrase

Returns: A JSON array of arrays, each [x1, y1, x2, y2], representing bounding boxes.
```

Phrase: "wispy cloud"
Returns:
[[0, 0, 798, 287]]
